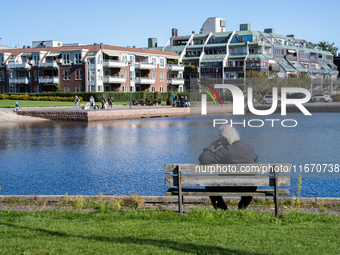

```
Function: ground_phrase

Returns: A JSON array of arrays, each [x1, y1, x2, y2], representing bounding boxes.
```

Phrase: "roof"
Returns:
[[193, 33, 210, 38], [246, 54, 267, 61], [204, 43, 227, 49], [274, 58, 296, 72], [161, 46, 186, 53], [201, 54, 226, 62], [234, 30, 260, 36], [0, 44, 180, 58], [211, 31, 233, 37], [182, 56, 200, 61], [228, 54, 247, 59], [186, 45, 204, 50]]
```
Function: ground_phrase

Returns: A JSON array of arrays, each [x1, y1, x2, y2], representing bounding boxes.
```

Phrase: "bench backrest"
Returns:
[[165, 164, 291, 187]]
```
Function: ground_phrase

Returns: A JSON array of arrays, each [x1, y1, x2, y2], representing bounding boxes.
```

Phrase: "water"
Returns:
[[0, 113, 339, 197]]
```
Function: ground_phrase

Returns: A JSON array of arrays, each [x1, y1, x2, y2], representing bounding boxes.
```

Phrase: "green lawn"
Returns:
[[0, 209, 339, 254], [0, 100, 170, 108]]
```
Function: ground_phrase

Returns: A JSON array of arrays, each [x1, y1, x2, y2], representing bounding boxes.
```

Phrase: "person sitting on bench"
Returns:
[[199, 124, 258, 210], [184, 96, 190, 107]]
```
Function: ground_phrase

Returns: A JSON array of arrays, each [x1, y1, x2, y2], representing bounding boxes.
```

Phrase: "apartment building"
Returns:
[[148, 17, 338, 90], [0, 41, 181, 93]]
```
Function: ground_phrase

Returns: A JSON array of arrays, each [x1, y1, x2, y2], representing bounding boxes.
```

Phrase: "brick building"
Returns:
[[0, 41, 182, 93]]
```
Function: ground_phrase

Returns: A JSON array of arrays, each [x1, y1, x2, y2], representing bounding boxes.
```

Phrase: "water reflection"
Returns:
[[0, 113, 339, 197]]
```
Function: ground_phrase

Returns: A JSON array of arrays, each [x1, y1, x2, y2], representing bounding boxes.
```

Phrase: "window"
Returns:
[[152, 57, 157, 66], [34, 71, 37, 81], [122, 86, 127, 92], [244, 35, 252, 42], [79, 69, 82, 80], [160, 86, 164, 92], [63, 70, 70, 80], [68, 86, 70, 92], [76, 70, 79, 80], [63, 53, 70, 64], [75, 53, 81, 64], [152, 86, 156, 92], [75, 86, 78, 92], [64, 86, 67, 92], [160, 58, 165, 68], [160, 72, 164, 82]]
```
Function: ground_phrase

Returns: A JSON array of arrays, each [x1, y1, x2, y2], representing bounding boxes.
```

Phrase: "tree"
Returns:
[[309, 41, 338, 55], [246, 70, 269, 101]]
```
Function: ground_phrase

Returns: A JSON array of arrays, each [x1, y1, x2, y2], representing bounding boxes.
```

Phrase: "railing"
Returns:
[[229, 52, 247, 56], [167, 78, 185, 85], [269, 65, 281, 72], [184, 67, 199, 73], [286, 55, 297, 61], [103, 60, 127, 68], [8, 62, 31, 69], [103, 76, 127, 84], [134, 62, 155, 69], [38, 61, 58, 68], [9, 77, 30, 84], [201, 67, 222, 73], [246, 67, 263, 72], [38, 76, 59, 84], [167, 64, 184, 71], [134, 77, 156, 84], [224, 66, 245, 72]]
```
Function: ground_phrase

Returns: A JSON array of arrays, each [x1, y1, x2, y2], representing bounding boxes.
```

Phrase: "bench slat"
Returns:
[[166, 188, 290, 197], [165, 176, 290, 187], [164, 164, 290, 175]]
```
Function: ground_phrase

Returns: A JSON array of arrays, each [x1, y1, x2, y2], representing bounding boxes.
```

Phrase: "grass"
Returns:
[[0, 100, 169, 108], [0, 209, 339, 254]]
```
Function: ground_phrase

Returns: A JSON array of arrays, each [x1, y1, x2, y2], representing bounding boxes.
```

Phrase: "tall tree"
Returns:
[[309, 41, 338, 55]]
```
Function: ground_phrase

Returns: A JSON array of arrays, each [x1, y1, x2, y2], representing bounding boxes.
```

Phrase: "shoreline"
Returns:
[[1, 195, 340, 205], [1, 102, 340, 124]]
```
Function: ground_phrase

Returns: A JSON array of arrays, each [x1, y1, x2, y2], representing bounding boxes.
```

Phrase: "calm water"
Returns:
[[0, 113, 339, 197]]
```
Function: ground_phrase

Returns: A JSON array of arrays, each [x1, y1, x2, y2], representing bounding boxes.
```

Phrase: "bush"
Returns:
[[167, 91, 173, 105], [331, 94, 340, 102]]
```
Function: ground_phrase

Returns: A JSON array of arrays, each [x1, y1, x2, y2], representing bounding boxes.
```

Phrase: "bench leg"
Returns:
[[274, 172, 279, 218], [178, 167, 183, 215]]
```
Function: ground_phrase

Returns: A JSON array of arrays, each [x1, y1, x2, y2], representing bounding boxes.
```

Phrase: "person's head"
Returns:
[[185, 96, 187, 99], [75, 95, 78, 97], [91, 96, 93, 98], [181, 96, 184, 98], [219, 125, 240, 146]]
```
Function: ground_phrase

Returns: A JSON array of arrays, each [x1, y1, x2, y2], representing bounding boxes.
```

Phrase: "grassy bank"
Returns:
[[0, 209, 339, 254], [0, 100, 169, 108]]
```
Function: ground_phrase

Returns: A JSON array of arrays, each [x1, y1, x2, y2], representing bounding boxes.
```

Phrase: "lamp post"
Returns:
[[128, 61, 131, 109]]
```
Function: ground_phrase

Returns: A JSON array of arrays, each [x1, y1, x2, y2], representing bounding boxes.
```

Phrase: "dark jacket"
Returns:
[[180, 97, 185, 105], [199, 140, 258, 165], [108, 97, 113, 104], [100, 96, 106, 104]]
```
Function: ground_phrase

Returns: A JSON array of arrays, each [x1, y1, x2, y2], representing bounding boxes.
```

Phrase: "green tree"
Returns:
[[309, 41, 338, 55], [246, 70, 269, 101]]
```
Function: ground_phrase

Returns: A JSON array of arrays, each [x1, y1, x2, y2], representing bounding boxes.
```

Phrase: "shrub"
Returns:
[[331, 95, 340, 102], [73, 196, 85, 212], [167, 91, 173, 105], [110, 199, 122, 212], [123, 195, 144, 210]]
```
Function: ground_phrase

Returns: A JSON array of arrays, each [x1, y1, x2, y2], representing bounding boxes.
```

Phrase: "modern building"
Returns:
[[0, 41, 182, 93], [148, 17, 338, 90]]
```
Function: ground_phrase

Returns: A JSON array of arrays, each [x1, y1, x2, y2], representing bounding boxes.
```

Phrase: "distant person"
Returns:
[[222, 93, 227, 104], [15, 101, 20, 111], [184, 96, 190, 107], [172, 93, 177, 107], [75, 95, 80, 110], [180, 96, 185, 107], [89, 96, 95, 110], [100, 94, 106, 109], [108, 95, 114, 108], [199, 124, 258, 210]]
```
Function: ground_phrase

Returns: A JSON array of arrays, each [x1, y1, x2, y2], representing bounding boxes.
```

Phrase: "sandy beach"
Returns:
[[0, 108, 51, 125]]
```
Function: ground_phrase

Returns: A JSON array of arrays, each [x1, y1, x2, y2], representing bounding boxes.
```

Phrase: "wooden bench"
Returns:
[[165, 163, 290, 218]]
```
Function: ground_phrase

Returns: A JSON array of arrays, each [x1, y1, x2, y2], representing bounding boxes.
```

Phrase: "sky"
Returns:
[[1, 0, 339, 50]]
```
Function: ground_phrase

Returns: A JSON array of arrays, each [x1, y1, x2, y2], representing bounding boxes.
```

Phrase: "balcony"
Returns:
[[103, 60, 127, 68], [8, 62, 31, 70], [134, 77, 155, 84], [135, 62, 155, 70], [224, 66, 245, 72], [310, 58, 319, 63], [38, 76, 59, 84], [167, 64, 185, 71], [269, 65, 281, 72], [286, 55, 297, 62], [184, 67, 199, 73], [246, 67, 263, 72], [167, 78, 185, 85], [9, 77, 30, 84], [38, 61, 58, 68], [103, 76, 127, 84]]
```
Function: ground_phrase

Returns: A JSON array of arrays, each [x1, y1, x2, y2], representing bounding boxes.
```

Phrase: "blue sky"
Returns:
[[1, 0, 339, 50]]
